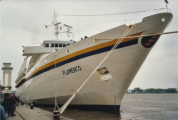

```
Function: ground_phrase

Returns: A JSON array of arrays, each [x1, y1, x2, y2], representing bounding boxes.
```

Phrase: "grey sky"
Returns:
[[0, 0, 178, 90]]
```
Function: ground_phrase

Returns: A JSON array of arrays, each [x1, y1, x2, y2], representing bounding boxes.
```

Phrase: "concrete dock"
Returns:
[[8, 104, 73, 120]]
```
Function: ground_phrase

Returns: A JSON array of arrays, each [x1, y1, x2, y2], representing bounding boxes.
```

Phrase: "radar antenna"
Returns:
[[60, 24, 73, 37], [44, 11, 73, 40]]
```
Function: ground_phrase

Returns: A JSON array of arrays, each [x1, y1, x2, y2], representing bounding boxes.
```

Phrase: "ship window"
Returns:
[[63, 43, 66, 47], [55, 43, 58, 47], [59, 43, 62, 47], [45, 43, 49, 47], [51, 43, 54, 47], [67, 44, 70, 46]]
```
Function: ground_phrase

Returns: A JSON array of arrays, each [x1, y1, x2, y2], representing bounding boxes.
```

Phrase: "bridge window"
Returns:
[[51, 43, 54, 47], [59, 43, 62, 47], [45, 43, 49, 47], [63, 43, 66, 47], [55, 43, 58, 47]]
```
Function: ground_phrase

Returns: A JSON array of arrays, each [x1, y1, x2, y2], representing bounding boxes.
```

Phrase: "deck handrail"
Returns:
[[156, 8, 172, 14]]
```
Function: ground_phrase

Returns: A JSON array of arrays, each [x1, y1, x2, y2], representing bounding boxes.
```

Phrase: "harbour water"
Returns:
[[44, 94, 178, 120]]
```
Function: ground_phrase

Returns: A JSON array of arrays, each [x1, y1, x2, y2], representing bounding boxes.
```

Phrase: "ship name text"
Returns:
[[62, 66, 82, 75]]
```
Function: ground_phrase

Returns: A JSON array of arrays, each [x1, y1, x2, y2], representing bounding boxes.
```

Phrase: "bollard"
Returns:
[[30, 104, 33, 109], [53, 110, 60, 120]]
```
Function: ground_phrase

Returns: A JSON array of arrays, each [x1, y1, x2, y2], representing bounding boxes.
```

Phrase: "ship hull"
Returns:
[[16, 13, 173, 111]]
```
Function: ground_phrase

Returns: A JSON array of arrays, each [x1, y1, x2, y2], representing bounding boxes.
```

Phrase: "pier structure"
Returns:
[[7, 104, 72, 120], [1, 63, 13, 93]]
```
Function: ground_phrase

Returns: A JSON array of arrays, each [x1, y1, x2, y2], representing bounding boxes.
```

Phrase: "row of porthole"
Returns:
[[21, 90, 83, 101], [20, 77, 73, 96], [21, 89, 75, 97], [37, 77, 65, 85], [19, 78, 62, 92], [38, 79, 58, 85]]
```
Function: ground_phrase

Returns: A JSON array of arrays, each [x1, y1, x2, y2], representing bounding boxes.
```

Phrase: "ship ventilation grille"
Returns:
[[97, 67, 112, 81]]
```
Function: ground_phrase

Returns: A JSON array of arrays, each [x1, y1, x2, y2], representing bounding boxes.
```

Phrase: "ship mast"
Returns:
[[53, 11, 59, 40]]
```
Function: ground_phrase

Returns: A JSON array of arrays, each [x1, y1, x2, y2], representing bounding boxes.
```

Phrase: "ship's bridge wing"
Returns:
[[23, 40, 73, 56], [23, 46, 53, 56]]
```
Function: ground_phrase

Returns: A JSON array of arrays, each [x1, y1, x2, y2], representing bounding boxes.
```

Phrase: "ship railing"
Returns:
[[15, 68, 26, 83], [156, 8, 172, 14], [15, 75, 25, 84], [27, 63, 35, 73], [15, 78, 19, 84], [18, 70, 26, 78], [17, 76, 25, 84]]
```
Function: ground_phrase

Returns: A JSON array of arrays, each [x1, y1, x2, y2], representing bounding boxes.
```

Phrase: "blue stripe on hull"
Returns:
[[17, 39, 138, 88]]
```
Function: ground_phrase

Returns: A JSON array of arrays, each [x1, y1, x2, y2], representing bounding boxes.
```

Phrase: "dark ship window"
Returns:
[[51, 43, 54, 47], [45, 43, 49, 47], [59, 43, 62, 47], [55, 43, 58, 47], [63, 43, 66, 47]]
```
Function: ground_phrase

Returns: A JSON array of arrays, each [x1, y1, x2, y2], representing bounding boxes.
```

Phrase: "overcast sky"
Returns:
[[0, 0, 178, 90]]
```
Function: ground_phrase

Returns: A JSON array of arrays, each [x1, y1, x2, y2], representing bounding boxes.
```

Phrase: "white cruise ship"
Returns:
[[15, 8, 173, 111]]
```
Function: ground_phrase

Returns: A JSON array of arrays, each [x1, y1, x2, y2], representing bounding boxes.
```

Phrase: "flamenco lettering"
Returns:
[[62, 66, 82, 75]]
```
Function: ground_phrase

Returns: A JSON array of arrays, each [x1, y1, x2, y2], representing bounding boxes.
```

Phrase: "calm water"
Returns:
[[45, 94, 178, 120]]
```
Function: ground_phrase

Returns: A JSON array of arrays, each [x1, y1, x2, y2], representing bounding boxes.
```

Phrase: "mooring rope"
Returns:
[[58, 25, 134, 114], [54, 54, 60, 111]]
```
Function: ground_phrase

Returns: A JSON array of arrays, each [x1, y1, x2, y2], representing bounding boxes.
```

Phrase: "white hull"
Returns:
[[16, 13, 173, 111]]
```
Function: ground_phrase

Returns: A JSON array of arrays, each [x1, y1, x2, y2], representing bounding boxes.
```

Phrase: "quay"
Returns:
[[8, 104, 73, 120]]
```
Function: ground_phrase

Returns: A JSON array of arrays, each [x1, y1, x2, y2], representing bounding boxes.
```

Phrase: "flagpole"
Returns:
[[165, 0, 168, 8]]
